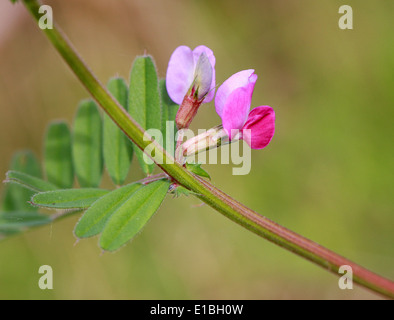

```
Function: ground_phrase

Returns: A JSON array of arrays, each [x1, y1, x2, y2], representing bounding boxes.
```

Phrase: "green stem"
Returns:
[[21, 0, 394, 299]]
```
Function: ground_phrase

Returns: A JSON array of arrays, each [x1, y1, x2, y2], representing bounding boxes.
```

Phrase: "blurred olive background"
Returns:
[[0, 0, 393, 300]]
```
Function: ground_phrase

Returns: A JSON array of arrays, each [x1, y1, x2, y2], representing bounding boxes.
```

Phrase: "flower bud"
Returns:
[[179, 125, 228, 158], [175, 94, 204, 130]]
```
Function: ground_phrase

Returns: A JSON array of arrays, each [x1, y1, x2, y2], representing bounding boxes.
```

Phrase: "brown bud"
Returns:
[[175, 94, 203, 130]]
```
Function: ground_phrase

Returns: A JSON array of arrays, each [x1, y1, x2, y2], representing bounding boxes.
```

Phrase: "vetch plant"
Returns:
[[2, 0, 394, 299]]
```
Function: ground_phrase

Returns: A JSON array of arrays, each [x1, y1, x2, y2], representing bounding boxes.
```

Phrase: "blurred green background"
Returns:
[[0, 0, 393, 299]]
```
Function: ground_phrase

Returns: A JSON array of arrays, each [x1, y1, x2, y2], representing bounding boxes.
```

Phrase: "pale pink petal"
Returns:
[[242, 106, 275, 149], [221, 87, 252, 139], [166, 46, 195, 104], [215, 69, 257, 117], [192, 46, 216, 103]]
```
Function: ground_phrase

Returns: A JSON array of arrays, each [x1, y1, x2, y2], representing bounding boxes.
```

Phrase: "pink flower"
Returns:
[[166, 45, 216, 105], [215, 70, 275, 149]]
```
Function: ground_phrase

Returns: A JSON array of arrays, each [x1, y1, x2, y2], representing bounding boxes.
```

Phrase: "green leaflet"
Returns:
[[44, 121, 74, 188], [1, 150, 42, 212], [0, 211, 52, 232], [99, 179, 170, 251], [128, 55, 161, 175], [5, 171, 58, 193], [185, 162, 211, 180], [72, 99, 103, 188], [74, 182, 142, 239], [103, 77, 133, 185], [31, 188, 109, 209], [159, 79, 179, 156]]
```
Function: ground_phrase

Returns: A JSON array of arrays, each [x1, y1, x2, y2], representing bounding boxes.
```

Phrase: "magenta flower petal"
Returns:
[[192, 46, 216, 102], [242, 106, 275, 149], [166, 46, 195, 104], [215, 69, 257, 118], [221, 87, 252, 139]]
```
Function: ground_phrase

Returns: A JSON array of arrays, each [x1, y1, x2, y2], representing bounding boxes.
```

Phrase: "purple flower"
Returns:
[[166, 45, 216, 105], [215, 70, 275, 149]]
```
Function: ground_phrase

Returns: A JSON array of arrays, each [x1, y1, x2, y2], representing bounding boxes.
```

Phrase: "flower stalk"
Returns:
[[21, 0, 394, 299]]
